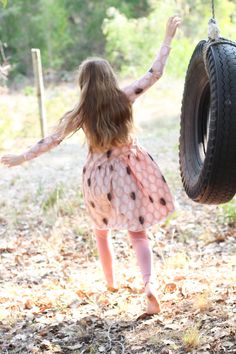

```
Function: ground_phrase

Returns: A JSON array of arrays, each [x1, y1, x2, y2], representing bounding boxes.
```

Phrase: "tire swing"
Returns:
[[179, 0, 236, 205]]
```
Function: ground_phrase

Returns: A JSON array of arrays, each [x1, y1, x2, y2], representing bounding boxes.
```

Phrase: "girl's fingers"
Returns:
[[172, 20, 181, 27], [169, 19, 181, 33], [174, 21, 181, 28], [174, 19, 181, 25], [170, 15, 180, 21], [172, 17, 181, 24], [167, 16, 181, 30], [1, 159, 10, 165], [1, 155, 13, 160], [1, 155, 18, 167]]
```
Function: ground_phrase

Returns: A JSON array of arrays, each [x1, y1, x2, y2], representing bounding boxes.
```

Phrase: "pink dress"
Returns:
[[22, 43, 175, 232]]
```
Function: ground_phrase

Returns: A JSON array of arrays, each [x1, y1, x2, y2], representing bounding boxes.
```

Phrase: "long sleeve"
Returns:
[[21, 132, 63, 162], [122, 42, 171, 103]]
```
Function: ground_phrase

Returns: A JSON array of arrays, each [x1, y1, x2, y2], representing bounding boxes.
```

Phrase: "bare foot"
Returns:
[[145, 282, 161, 314]]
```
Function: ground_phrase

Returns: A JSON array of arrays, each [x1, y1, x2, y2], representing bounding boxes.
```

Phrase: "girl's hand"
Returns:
[[0, 154, 25, 168], [164, 15, 181, 45]]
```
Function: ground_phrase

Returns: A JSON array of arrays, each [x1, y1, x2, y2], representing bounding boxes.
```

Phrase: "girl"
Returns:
[[1, 16, 181, 315]]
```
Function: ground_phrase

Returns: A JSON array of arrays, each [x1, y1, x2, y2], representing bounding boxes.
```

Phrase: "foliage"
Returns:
[[220, 199, 236, 226], [103, 0, 236, 78], [0, 0, 235, 81], [0, 0, 150, 79], [0, 0, 8, 8]]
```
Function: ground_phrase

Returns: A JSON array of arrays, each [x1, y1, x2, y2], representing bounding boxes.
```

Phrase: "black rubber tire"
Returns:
[[179, 39, 236, 204]]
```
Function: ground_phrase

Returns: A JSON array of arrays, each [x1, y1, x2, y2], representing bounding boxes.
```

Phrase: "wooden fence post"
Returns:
[[31, 48, 47, 138]]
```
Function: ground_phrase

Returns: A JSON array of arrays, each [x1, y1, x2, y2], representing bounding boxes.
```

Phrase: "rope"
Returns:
[[208, 0, 219, 40], [211, 0, 215, 19], [203, 1, 236, 70], [208, 19, 220, 40]]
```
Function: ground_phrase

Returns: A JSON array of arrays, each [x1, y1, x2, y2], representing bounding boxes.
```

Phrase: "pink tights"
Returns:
[[94, 229, 154, 287]]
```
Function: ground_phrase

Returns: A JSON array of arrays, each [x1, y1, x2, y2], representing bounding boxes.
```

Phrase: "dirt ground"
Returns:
[[0, 80, 235, 353]]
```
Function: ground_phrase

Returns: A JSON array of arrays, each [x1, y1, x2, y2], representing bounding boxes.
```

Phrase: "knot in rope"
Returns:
[[208, 18, 220, 41]]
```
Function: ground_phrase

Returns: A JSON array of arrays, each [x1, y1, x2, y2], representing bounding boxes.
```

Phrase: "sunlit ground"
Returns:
[[0, 77, 235, 353]]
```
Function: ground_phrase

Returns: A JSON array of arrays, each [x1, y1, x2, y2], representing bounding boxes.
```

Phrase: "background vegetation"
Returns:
[[0, 0, 235, 81]]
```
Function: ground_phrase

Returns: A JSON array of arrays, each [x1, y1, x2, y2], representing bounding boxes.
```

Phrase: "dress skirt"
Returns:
[[82, 139, 175, 232]]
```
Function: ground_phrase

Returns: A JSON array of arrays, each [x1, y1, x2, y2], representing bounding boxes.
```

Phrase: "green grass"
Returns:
[[41, 183, 65, 211], [219, 199, 236, 226]]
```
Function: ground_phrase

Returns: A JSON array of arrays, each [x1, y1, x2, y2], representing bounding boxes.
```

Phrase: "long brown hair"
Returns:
[[55, 57, 133, 152]]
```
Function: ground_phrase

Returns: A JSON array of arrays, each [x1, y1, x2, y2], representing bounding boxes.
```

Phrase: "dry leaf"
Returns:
[[37, 302, 53, 312], [76, 289, 94, 298], [0, 297, 9, 304], [173, 275, 186, 281], [164, 283, 177, 293], [15, 255, 24, 265], [24, 299, 34, 309]]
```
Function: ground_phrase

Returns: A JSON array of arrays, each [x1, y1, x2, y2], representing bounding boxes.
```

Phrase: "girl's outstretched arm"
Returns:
[[123, 16, 181, 102], [1, 107, 82, 168], [1, 131, 63, 168], [22, 132, 63, 162]]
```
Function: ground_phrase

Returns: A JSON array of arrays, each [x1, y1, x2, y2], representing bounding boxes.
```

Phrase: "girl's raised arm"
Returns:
[[123, 16, 181, 102]]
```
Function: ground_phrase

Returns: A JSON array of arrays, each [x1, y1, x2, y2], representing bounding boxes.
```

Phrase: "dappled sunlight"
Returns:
[[0, 81, 235, 352], [0, 215, 235, 351]]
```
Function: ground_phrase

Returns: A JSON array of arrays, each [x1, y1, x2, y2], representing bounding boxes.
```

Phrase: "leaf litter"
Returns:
[[0, 88, 235, 353]]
